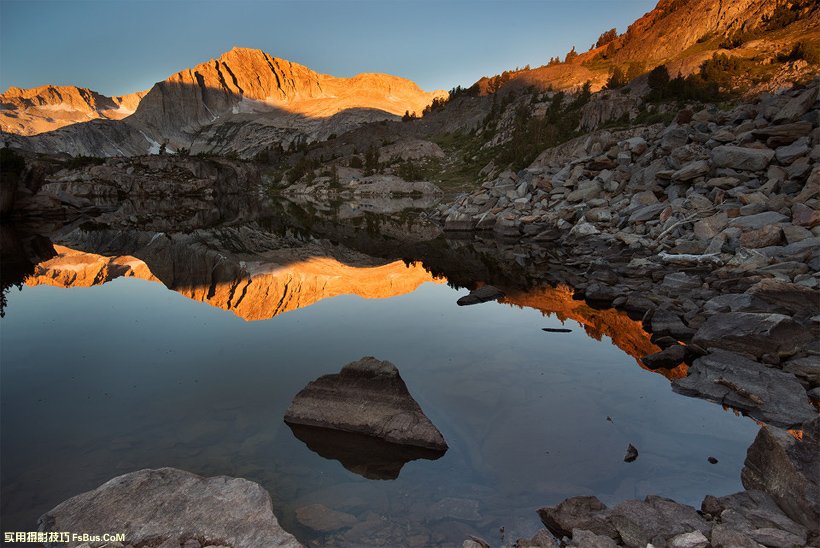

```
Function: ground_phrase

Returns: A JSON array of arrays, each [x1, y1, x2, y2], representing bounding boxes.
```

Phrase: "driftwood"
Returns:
[[657, 251, 724, 266]]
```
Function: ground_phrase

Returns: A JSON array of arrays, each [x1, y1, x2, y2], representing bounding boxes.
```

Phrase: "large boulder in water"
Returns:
[[284, 357, 448, 451], [38, 467, 302, 547]]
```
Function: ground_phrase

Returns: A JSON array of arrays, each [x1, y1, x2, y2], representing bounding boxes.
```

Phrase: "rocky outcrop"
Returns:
[[284, 357, 448, 451], [537, 495, 711, 547], [38, 467, 302, 548], [741, 416, 820, 531], [672, 349, 815, 427], [5, 48, 446, 158]]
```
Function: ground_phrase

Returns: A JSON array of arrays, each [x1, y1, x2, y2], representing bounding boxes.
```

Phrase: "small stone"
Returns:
[[707, 456, 718, 464], [624, 444, 639, 463], [669, 530, 708, 548], [457, 285, 504, 306]]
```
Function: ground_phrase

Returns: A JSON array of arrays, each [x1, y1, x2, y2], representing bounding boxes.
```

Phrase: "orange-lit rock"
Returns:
[[501, 283, 688, 380], [0, 85, 146, 136]]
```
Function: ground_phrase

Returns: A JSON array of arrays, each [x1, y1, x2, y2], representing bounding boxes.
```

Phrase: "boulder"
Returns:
[[671, 160, 710, 182], [739, 225, 783, 248], [728, 211, 788, 230], [673, 349, 815, 427], [538, 496, 616, 539], [642, 345, 687, 370], [702, 490, 809, 547], [692, 312, 812, 359], [741, 416, 820, 533], [650, 310, 695, 340], [284, 357, 448, 451], [607, 496, 711, 548], [38, 468, 302, 548], [711, 146, 774, 171]]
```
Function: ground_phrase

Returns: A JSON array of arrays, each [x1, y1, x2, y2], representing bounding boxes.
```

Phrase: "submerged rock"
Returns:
[[38, 467, 301, 548], [284, 357, 448, 451], [295, 503, 356, 533]]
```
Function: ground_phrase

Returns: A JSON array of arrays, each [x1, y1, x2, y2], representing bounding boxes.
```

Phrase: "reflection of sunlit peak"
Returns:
[[500, 283, 687, 380], [225, 257, 444, 320], [24, 245, 158, 288], [24, 246, 443, 321]]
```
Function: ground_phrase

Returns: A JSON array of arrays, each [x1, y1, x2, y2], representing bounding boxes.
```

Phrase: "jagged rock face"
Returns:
[[0, 85, 146, 135], [39, 467, 302, 548], [4, 47, 446, 158]]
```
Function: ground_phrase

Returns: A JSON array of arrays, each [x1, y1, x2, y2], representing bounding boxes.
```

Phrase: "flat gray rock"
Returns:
[[284, 357, 447, 451], [672, 349, 815, 427], [711, 145, 774, 171], [38, 468, 302, 548], [692, 312, 812, 359]]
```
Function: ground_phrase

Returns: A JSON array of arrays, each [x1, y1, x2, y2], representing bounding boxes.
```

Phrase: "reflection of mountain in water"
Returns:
[[24, 242, 442, 321], [7, 198, 678, 376], [501, 286, 687, 380], [287, 423, 446, 480]]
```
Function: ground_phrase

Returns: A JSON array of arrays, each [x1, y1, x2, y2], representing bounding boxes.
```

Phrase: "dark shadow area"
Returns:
[[285, 423, 446, 480]]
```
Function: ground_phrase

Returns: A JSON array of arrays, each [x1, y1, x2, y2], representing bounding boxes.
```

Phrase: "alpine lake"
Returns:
[[0, 194, 760, 546]]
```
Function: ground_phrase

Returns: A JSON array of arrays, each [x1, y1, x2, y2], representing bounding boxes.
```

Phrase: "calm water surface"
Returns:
[[0, 210, 759, 546]]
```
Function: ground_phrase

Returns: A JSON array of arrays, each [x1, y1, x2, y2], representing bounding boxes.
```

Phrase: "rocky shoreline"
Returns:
[[435, 79, 819, 429]]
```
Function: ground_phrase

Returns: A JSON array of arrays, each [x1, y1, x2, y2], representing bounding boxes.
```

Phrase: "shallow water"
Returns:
[[0, 210, 759, 546]]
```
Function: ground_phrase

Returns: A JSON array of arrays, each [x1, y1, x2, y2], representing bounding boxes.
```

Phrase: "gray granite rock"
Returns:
[[284, 357, 448, 451], [741, 416, 820, 532], [692, 312, 812, 359], [673, 350, 815, 427], [38, 468, 302, 548]]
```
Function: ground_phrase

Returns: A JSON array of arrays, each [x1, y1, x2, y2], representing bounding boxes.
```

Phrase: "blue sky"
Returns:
[[1, 0, 658, 96]]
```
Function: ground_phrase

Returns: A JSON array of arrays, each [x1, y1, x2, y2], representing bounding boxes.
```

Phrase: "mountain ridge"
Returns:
[[0, 84, 147, 135], [1, 47, 446, 157]]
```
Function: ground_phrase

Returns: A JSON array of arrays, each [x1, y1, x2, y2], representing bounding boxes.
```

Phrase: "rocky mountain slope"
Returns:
[[1, 47, 446, 158], [0, 85, 146, 135], [480, 0, 819, 93]]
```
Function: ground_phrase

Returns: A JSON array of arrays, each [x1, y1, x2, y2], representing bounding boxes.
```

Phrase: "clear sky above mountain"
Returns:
[[1, 0, 658, 96]]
